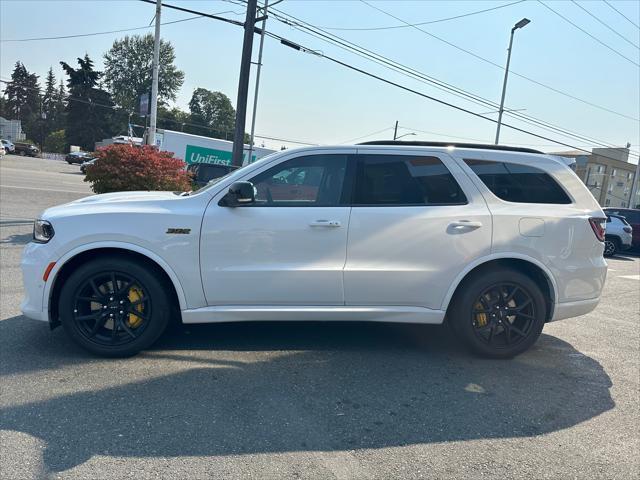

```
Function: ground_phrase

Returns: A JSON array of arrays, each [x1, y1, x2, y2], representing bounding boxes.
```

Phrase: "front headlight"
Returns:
[[33, 219, 54, 243]]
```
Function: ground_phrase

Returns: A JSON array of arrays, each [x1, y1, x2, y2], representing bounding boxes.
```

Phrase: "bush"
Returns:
[[44, 130, 66, 153], [85, 144, 192, 194]]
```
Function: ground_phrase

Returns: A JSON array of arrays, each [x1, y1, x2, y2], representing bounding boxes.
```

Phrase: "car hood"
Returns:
[[41, 191, 181, 219]]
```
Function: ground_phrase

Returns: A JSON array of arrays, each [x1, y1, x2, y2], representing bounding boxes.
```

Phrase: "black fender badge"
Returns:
[[166, 228, 191, 234]]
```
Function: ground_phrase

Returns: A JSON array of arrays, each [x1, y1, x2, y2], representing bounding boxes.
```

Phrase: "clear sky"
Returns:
[[1, 0, 639, 158]]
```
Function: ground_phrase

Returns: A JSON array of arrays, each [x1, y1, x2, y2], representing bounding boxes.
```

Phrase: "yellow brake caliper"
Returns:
[[474, 301, 487, 327], [127, 286, 145, 328]]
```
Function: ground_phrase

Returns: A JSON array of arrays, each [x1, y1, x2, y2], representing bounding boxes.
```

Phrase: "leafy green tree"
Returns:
[[3, 62, 41, 140], [157, 105, 191, 131], [103, 34, 185, 112], [44, 129, 66, 153], [188, 88, 236, 140], [61, 54, 115, 151]]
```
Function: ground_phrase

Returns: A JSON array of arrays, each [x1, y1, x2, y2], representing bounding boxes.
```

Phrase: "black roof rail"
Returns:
[[357, 140, 544, 154]]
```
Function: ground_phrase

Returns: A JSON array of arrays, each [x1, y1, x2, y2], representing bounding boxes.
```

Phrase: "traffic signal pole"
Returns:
[[231, 0, 258, 167]]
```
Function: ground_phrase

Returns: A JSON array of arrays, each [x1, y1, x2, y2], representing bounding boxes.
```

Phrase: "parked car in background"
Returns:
[[21, 142, 608, 359], [14, 142, 39, 157], [66, 151, 95, 165], [603, 214, 633, 256], [604, 208, 640, 251], [1, 139, 15, 153], [187, 162, 235, 189], [80, 157, 98, 174]]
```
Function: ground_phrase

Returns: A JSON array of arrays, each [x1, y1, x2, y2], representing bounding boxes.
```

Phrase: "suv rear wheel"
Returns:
[[449, 268, 546, 358], [59, 256, 171, 357], [603, 236, 619, 257]]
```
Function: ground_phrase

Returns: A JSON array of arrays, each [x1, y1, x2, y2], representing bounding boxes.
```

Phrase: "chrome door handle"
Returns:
[[449, 220, 483, 229], [309, 220, 341, 228]]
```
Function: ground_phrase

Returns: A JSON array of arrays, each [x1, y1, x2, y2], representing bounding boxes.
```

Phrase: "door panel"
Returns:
[[344, 151, 491, 309], [200, 152, 351, 306]]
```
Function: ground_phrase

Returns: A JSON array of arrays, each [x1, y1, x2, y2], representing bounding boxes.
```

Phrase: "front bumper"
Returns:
[[20, 242, 52, 322]]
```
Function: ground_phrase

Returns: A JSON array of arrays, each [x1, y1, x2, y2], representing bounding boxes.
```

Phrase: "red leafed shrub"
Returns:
[[85, 144, 192, 194]]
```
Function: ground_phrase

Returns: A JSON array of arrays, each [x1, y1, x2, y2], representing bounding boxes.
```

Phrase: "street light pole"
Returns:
[[393, 120, 398, 140], [148, 0, 162, 146], [495, 18, 530, 145], [231, 0, 258, 167]]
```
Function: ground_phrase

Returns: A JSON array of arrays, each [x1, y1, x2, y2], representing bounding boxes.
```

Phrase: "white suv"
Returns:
[[21, 142, 607, 358]]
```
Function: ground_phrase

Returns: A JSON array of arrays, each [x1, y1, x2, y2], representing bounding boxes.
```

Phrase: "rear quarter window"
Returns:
[[464, 159, 572, 204]]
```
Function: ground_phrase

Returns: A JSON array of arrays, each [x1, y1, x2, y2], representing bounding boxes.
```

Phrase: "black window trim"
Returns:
[[349, 152, 469, 207], [463, 158, 575, 205]]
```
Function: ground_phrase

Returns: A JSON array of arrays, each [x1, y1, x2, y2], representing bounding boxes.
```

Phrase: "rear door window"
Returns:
[[353, 154, 467, 206], [464, 159, 571, 204]]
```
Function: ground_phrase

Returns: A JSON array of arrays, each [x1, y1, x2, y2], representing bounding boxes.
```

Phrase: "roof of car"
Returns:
[[358, 140, 544, 154]]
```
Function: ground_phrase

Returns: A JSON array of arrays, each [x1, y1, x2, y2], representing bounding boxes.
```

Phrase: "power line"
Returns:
[[603, 0, 640, 30], [538, 1, 640, 66], [339, 126, 394, 143], [356, 0, 639, 121], [570, 0, 639, 50], [0, 10, 241, 43], [266, 5, 639, 154], [317, 1, 526, 31]]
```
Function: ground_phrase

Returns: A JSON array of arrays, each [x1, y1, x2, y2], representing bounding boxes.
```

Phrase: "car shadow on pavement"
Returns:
[[0, 317, 614, 473], [0, 232, 33, 245]]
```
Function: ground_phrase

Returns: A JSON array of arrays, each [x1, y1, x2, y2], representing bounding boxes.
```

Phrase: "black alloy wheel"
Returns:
[[71, 271, 151, 347], [449, 267, 546, 358], [59, 256, 171, 357], [471, 283, 536, 350]]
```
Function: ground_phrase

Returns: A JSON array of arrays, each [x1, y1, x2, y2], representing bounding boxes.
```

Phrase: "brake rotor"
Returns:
[[127, 286, 145, 328]]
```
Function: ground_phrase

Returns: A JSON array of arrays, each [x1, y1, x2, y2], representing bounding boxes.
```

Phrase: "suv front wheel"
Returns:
[[58, 256, 171, 357], [449, 268, 546, 358]]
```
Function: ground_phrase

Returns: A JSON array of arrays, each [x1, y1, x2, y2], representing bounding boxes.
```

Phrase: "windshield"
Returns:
[[189, 151, 283, 195]]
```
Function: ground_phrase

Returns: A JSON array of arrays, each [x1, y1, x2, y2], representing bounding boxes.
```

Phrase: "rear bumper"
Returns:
[[550, 297, 600, 322]]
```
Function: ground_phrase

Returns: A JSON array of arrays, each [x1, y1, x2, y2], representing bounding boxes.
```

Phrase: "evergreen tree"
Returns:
[[4, 62, 41, 140], [42, 68, 56, 115], [42, 68, 58, 137], [55, 79, 67, 130], [61, 54, 115, 151]]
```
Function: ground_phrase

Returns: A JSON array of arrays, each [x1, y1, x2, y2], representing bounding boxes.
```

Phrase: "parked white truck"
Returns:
[[156, 129, 275, 166]]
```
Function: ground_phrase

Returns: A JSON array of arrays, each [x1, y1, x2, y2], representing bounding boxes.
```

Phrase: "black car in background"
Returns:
[[188, 163, 235, 188], [66, 151, 95, 165], [13, 142, 39, 157]]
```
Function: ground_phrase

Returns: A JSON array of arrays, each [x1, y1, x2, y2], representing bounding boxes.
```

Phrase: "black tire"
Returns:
[[603, 237, 619, 257], [449, 267, 547, 359], [59, 255, 171, 357]]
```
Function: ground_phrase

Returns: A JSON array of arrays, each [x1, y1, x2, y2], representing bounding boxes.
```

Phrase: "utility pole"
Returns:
[[247, 0, 269, 165], [630, 155, 640, 208], [148, 0, 162, 146], [232, 0, 258, 166], [495, 18, 530, 145], [393, 120, 398, 140]]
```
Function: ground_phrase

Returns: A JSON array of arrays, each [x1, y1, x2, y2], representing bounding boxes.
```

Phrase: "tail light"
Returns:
[[623, 226, 632, 233], [589, 217, 606, 242]]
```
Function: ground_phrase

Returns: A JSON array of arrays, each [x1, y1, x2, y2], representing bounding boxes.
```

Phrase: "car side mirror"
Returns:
[[223, 181, 255, 207]]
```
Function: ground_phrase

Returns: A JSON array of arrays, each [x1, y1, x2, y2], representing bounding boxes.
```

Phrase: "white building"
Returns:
[[0, 117, 26, 141]]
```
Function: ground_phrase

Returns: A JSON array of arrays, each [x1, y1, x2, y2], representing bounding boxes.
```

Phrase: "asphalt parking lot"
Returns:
[[1, 154, 638, 479]]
